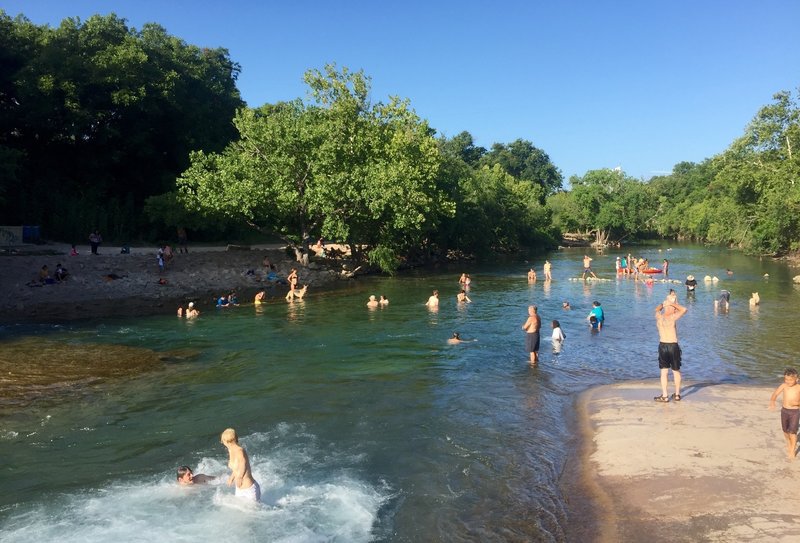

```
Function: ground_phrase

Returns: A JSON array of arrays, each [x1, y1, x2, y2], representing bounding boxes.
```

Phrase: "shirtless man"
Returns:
[[543, 260, 552, 281], [221, 428, 260, 502], [521, 305, 542, 365], [769, 368, 800, 459], [177, 466, 215, 485], [456, 289, 471, 303], [366, 295, 379, 308], [425, 290, 439, 308], [654, 300, 687, 402], [527, 268, 537, 282], [581, 255, 597, 279]]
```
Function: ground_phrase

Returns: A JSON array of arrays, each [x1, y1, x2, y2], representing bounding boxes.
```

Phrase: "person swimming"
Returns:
[[177, 466, 215, 485]]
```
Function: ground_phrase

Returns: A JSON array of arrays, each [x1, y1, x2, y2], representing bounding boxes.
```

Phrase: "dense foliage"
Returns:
[[168, 66, 561, 271], [0, 12, 243, 242], [545, 90, 800, 256], [648, 90, 800, 254], [5, 11, 797, 262]]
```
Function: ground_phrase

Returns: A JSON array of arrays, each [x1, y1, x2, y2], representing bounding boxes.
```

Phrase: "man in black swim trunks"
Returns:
[[654, 300, 687, 402], [521, 305, 541, 365]]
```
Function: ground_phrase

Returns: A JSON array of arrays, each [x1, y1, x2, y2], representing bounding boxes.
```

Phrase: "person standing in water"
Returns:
[[551, 319, 566, 353], [581, 255, 597, 279], [425, 290, 439, 308], [521, 305, 541, 365], [543, 260, 552, 281], [220, 428, 260, 502], [654, 300, 687, 402]]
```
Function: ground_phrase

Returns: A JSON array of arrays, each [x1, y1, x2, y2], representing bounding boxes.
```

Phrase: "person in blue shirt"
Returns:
[[587, 301, 605, 330]]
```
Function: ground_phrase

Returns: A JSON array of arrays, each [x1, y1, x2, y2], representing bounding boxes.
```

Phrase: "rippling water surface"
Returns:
[[1, 245, 798, 542]]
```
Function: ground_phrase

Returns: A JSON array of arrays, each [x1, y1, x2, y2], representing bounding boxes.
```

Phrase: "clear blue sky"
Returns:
[[3, 0, 798, 180]]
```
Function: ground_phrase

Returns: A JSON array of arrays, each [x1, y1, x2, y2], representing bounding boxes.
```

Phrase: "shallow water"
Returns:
[[1, 244, 798, 542]]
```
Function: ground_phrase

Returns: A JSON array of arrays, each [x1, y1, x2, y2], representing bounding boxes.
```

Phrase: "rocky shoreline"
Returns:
[[0, 243, 355, 324]]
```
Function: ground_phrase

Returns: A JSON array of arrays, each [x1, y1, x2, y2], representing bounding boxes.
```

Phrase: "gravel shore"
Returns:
[[0, 243, 350, 323]]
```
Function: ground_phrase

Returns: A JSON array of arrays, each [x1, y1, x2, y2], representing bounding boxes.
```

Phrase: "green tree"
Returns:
[[0, 12, 243, 241], [567, 168, 656, 245], [176, 65, 452, 272], [480, 138, 563, 197]]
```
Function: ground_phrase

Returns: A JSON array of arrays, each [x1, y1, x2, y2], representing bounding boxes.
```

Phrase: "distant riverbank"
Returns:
[[0, 243, 353, 323]]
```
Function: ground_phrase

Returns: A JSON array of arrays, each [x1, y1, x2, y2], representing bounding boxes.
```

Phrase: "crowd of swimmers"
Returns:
[[172, 251, 791, 506]]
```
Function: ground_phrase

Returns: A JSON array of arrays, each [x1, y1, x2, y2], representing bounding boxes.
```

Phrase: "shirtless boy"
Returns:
[[769, 368, 800, 459], [581, 255, 597, 279], [654, 300, 687, 402]]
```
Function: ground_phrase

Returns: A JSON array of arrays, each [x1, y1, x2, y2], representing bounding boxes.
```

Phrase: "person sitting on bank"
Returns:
[[55, 263, 68, 282], [177, 465, 215, 485]]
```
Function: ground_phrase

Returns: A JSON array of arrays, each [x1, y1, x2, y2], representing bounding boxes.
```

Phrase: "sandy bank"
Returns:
[[0, 243, 354, 323], [569, 381, 800, 542]]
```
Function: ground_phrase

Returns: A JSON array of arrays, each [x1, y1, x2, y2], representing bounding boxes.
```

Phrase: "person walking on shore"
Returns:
[[769, 368, 800, 460], [654, 299, 687, 402], [521, 305, 541, 365]]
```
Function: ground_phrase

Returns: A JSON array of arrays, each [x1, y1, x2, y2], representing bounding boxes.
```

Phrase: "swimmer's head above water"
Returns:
[[177, 466, 194, 484]]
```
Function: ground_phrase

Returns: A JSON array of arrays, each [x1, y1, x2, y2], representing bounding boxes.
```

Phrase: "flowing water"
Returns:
[[1, 245, 798, 542]]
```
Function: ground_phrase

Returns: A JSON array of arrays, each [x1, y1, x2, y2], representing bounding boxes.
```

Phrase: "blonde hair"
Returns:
[[220, 428, 238, 444]]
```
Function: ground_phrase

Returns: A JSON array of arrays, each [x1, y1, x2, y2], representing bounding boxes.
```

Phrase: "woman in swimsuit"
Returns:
[[221, 428, 260, 502]]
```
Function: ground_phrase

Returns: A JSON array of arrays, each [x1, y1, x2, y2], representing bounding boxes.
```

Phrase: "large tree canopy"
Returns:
[[0, 12, 243, 241], [480, 138, 563, 197], [550, 168, 656, 246], [175, 65, 452, 271]]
